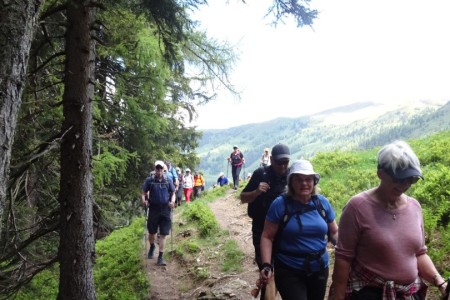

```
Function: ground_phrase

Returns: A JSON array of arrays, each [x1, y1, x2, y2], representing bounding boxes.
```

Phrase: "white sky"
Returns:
[[190, 0, 450, 129]]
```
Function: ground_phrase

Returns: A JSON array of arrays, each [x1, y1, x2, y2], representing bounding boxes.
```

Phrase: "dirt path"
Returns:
[[143, 190, 334, 299], [143, 189, 259, 299]]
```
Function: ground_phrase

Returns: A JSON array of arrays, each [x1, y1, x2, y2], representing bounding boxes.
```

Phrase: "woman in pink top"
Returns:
[[329, 141, 448, 300]]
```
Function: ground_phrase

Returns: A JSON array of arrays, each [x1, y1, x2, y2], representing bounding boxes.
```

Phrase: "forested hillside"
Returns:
[[198, 100, 450, 186], [16, 131, 450, 299]]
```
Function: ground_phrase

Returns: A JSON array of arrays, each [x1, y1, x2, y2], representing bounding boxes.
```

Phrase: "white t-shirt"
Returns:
[[184, 174, 194, 188]]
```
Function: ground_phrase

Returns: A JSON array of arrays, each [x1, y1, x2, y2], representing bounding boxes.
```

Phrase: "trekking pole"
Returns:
[[170, 207, 174, 255], [227, 160, 229, 177], [444, 277, 450, 300]]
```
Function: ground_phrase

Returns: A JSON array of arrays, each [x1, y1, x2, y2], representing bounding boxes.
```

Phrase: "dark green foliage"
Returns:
[[94, 218, 148, 300], [182, 200, 220, 237], [15, 218, 147, 300]]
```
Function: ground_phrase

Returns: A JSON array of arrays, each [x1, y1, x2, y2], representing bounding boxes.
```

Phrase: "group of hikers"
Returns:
[[140, 141, 449, 299], [140, 160, 205, 265], [241, 141, 449, 300]]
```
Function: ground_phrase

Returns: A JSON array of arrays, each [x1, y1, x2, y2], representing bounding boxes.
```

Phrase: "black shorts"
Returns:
[[146, 204, 171, 235]]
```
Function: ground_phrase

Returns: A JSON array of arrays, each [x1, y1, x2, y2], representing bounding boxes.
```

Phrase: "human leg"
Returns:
[[147, 215, 158, 259], [252, 231, 263, 268], [274, 266, 308, 300], [231, 165, 238, 188], [184, 187, 192, 202], [235, 165, 242, 186], [156, 208, 172, 266], [305, 267, 328, 300]]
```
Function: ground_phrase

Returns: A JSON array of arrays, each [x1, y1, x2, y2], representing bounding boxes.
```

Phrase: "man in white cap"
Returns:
[[141, 160, 175, 266]]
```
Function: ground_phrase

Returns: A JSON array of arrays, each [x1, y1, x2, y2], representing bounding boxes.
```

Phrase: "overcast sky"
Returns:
[[190, 0, 450, 129]]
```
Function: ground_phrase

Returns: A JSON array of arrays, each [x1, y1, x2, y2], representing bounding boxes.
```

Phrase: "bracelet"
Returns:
[[261, 262, 273, 272], [437, 281, 446, 288], [433, 273, 443, 286]]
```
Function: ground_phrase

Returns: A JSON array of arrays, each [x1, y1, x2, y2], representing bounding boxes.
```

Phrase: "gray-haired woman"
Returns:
[[329, 140, 448, 300]]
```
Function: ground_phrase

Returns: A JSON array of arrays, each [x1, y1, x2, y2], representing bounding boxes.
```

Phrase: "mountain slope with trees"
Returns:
[[198, 100, 450, 186], [16, 130, 450, 299]]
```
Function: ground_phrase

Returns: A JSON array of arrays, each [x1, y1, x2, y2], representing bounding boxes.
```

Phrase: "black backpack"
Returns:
[[247, 166, 287, 219], [147, 173, 170, 194]]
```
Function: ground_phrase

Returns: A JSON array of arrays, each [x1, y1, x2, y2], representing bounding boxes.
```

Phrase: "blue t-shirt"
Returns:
[[166, 166, 178, 184], [217, 176, 229, 186], [266, 194, 336, 272], [142, 175, 175, 205]]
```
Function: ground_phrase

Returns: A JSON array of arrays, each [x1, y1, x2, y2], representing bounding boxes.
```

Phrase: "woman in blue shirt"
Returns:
[[259, 159, 338, 300]]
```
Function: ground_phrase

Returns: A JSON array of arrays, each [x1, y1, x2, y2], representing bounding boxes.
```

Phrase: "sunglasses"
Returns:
[[384, 169, 420, 185], [274, 159, 289, 166]]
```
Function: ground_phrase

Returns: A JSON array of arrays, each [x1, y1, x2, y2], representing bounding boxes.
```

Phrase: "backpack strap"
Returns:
[[149, 174, 170, 194]]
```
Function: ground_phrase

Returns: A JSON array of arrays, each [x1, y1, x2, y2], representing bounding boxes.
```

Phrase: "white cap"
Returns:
[[185, 168, 191, 172], [154, 160, 165, 168], [219, 172, 224, 176], [287, 160, 320, 184]]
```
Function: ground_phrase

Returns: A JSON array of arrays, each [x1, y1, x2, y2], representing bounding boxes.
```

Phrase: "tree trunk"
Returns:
[[0, 0, 42, 237], [57, 1, 96, 299]]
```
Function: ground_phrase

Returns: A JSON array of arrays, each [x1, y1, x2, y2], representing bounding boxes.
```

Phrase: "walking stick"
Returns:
[[170, 207, 174, 255], [444, 277, 450, 300], [227, 160, 230, 177]]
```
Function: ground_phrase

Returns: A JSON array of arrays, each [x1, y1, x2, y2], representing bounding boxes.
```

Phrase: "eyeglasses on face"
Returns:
[[274, 159, 289, 166]]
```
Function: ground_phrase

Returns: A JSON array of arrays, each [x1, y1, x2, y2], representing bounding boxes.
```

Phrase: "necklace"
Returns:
[[392, 214, 397, 220]]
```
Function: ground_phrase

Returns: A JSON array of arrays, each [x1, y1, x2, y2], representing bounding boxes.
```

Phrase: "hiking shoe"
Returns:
[[156, 257, 167, 266], [147, 244, 155, 259]]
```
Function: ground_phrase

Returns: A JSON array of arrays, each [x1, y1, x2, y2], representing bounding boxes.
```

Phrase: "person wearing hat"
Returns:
[[260, 148, 271, 167], [175, 167, 184, 207], [164, 160, 179, 192], [141, 160, 176, 266], [193, 171, 205, 199], [240, 143, 291, 299], [216, 171, 229, 187], [259, 159, 338, 300], [183, 168, 194, 203], [329, 140, 448, 300], [227, 145, 245, 190]]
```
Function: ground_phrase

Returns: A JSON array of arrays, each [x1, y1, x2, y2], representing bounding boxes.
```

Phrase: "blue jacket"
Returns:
[[217, 176, 229, 186]]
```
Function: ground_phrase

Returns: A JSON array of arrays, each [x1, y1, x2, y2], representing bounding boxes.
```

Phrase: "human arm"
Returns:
[[329, 257, 352, 300], [417, 253, 448, 297], [141, 191, 148, 206], [260, 220, 278, 283], [240, 182, 269, 204], [328, 220, 338, 246], [168, 180, 176, 208], [141, 178, 151, 206]]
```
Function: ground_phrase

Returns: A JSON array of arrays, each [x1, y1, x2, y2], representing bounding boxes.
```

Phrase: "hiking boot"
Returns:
[[147, 244, 155, 259], [156, 257, 166, 266]]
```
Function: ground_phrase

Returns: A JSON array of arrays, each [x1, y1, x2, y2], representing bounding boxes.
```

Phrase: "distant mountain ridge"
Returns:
[[197, 100, 450, 188]]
